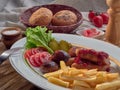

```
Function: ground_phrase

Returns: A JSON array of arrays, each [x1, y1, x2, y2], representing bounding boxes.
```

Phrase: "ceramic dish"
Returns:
[[9, 34, 120, 90]]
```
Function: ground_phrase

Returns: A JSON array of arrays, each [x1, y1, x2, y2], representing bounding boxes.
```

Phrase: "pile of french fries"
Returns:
[[43, 61, 120, 90]]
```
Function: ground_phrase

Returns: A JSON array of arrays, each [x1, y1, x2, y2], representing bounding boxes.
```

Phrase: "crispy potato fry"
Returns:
[[73, 85, 94, 90], [60, 61, 67, 69], [43, 61, 120, 90], [81, 76, 97, 83], [96, 72, 107, 83], [73, 80, 91, 88], [69, 69, 88, 76], [84, 69, 98, 77], [105, 87, 120, 90], [95, 80, 120, 90], [43, 69, 62, 78], [59, 74, 73, 83], [107, 73, 119, 81], [48, 77, 69, 88]]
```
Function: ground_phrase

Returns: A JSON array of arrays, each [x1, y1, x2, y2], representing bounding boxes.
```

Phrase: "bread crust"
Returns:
[[52, 10, 77, 26], [29, 7, 53, 26]]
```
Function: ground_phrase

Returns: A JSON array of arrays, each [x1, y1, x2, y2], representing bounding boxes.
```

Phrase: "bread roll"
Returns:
[[52, 10, 77, 26], [29, 7, 53, 26]]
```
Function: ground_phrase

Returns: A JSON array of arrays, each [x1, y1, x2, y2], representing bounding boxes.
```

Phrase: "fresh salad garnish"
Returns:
[[25, 26, 54, 54]]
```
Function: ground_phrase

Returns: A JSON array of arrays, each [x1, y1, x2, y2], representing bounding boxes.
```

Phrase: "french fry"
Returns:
[[43, 69, 63, 78], [73, 80, 91, 88], [107, 73, 119, 81], [105, 87, 120, 90], [96, 72, 107, 83], [59, 74, 73, 83], [69, 69, 88, 76], [62, 73, 97, 84], [81, 76, 97, 83], [84, 69, 98, 77], [60, 61, 67, 69], [73, 85, 94, 90], [48, 77, 69, 88], [95, 80, 120, 90]]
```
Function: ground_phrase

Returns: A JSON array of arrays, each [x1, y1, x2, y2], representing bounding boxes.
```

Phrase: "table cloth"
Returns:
[[0, 0, 108, 40], [0, 0, 108, 28]]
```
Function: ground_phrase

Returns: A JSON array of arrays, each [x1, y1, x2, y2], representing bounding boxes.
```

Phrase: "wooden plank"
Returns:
[[0, 75, 21, 90], [0, 72, 18, 86]]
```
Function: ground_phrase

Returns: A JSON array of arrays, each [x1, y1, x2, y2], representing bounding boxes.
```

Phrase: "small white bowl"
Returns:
[[76, 27, 105, 40]]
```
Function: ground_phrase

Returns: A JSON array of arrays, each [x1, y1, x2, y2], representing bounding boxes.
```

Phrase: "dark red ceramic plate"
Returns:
[[20, 4, 83, 33]]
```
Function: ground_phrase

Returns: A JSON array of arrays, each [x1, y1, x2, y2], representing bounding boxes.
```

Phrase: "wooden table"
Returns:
[[0, 42, 43, 90]]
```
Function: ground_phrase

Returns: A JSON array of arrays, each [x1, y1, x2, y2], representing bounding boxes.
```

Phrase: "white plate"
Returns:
[[9, 33, 120, 90]]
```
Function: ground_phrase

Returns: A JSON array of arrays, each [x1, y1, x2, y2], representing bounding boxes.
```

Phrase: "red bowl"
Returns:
[[20, 4, 83, 33]]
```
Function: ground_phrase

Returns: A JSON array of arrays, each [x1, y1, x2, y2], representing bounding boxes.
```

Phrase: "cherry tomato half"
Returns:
[[24, 47, 46, 60]]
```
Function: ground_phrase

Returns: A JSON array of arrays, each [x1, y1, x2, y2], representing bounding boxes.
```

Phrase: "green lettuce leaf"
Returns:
[[25, 26, 54, 54]]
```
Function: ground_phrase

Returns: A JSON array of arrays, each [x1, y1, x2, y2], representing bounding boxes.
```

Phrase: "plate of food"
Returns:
[[9, 26, 120, 90]]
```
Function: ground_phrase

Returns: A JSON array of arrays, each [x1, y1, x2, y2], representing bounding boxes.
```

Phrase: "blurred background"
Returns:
[[0, 0, 108, 36], [0, 0, 108, 12]]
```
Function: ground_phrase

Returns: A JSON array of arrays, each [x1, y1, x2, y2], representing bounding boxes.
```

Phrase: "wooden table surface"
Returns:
[[0, 42, 43, 90]]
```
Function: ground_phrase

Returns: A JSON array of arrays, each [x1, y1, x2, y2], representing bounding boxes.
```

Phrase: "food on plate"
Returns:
[[43, 61, 120, 90], [59, 40, 72, 52], [40, 61, 59, 73], [24, 26, 120, 89], [52, 10, 77, 26], [24, 47, 47, 60], [71, 48, 110, 71], [29, 7, 53, 26], [49, 39, 72, 52], [48, 76, 70, 88], [25, 49, 51, 67], [51, 50, 70, 65], [24, 26, 110, 72], [68, 46, 81, 57], [25, 26, 54, 54], [48, 39, 60, 51]]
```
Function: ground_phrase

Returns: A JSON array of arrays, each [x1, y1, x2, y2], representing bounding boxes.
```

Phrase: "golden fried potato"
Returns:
[[43, 61, 120, 90], [48, 77, 69, 88]]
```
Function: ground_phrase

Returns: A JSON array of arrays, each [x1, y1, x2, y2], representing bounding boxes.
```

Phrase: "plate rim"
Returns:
[[9, 33, 120, 90]]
